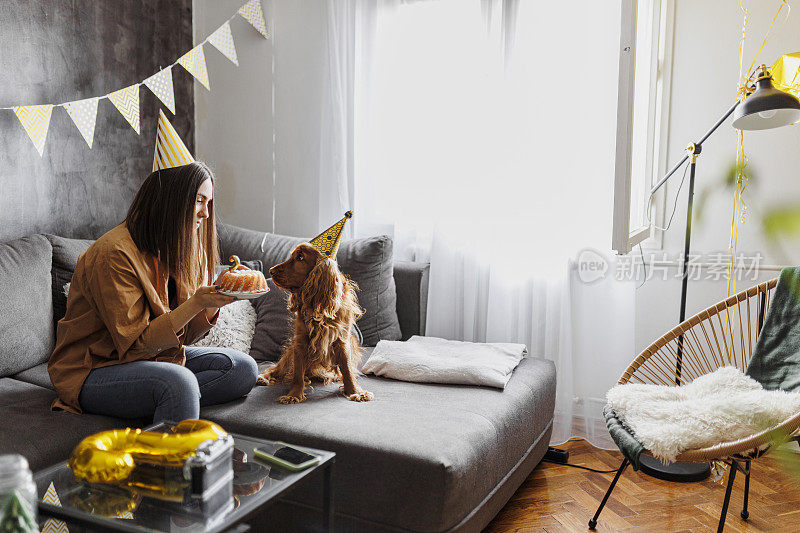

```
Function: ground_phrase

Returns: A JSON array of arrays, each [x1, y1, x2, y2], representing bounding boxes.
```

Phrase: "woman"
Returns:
[[48, 162, 259, 423]]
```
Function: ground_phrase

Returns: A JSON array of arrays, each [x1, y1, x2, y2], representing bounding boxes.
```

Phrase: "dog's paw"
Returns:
[[340, 387, 373, 402], [348, 390, 374, 402], [278, 394, 306, 404], [256, 374, 278, 386], [257, 372, 280, 386]]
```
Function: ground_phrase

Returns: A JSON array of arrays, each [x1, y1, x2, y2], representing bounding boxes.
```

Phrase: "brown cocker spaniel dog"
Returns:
[[256, 243, 374, 404]]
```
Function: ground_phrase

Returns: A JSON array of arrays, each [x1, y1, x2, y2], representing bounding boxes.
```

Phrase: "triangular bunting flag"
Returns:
[[107, 84, 141, 134], [207, 21, 239, 66], [143, 68, 176, 114], [309, 211, 352, 258], [42, 481, 61, 505], [153, 109, 195, 171], [117, 510, 134, 519], [64, 97, 99, 148], [238, 0, 269, 38], [41, 519, 69, 533], [177, 45, 210, 91], [41, 482, 69, 533], [12, 104, 53, 157]]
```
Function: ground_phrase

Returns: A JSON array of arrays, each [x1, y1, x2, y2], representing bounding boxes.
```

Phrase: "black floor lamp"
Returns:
[[640, 64, 800, 483]]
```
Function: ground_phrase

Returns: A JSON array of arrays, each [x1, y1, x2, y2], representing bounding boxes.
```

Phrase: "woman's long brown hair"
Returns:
[[125, 162, 220, 294]]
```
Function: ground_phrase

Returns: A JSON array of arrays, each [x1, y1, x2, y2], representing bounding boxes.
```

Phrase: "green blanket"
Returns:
[[604, 403, 644, 470], [747, 267, 800, 391]]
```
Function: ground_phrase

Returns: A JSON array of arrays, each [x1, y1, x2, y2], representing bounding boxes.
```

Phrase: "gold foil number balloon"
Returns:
[[69, 420, 228, 484]]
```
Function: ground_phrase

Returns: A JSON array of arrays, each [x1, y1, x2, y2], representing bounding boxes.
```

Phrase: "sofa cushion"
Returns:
[[393, 261, 430, 340], [250, 279, 293, 361], [0, 379, 125, 471], [44, 234, 95, 326], [336, 234, 401, 345], [12, 363, 53, 390], [0, 235, 54, 377], [203, 353, 556, 532], [218, 223, 401, 352]]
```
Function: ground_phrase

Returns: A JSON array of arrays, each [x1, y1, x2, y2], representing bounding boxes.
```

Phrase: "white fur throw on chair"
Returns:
[[606, 366, 800, 463]]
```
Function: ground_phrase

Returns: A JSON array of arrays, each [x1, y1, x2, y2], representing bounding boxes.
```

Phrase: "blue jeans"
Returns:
[[79, 347, 258, 424]]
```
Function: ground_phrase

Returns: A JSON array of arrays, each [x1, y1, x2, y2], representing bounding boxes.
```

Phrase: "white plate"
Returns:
[[216, 288, 269, 299]]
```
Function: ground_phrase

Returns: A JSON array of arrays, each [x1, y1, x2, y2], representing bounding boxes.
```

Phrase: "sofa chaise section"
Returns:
[[202, 351, 555, 532]]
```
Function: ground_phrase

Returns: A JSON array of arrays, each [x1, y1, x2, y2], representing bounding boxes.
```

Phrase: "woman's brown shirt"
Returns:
[[48, 223, 218, 414]]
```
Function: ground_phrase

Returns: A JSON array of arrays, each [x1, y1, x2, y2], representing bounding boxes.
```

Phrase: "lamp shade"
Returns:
[[732, 65, 800, 130]]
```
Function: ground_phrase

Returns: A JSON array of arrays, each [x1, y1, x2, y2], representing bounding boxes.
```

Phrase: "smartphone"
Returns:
[[253, 442, 320, 471]]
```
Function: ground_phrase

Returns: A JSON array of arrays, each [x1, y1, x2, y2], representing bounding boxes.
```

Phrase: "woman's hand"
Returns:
[[166, 286, 235, 336], [192, 285, 237, 309]]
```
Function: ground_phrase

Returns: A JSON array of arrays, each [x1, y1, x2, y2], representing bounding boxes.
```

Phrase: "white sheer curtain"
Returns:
[[319, 0, 356, 237], [321, 0, 635, 448]]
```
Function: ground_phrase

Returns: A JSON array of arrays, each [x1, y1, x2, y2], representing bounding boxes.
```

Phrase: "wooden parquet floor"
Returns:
[[484, 440, 800, 532]]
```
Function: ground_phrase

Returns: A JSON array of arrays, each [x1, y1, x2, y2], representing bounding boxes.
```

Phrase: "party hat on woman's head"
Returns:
[[153, 109, 195, 171], [310, 211, 353, 259]]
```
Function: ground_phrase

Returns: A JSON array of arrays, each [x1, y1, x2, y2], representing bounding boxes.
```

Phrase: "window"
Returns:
[[612, 0, 674, 253], [355, 0, 628, 269]]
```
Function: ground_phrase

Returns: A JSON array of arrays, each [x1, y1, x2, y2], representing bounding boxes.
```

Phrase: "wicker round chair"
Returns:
[[590, 277, 800, 532]]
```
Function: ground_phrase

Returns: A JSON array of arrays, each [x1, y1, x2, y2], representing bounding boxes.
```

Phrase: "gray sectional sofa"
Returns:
[[0, 224, 557, 533]]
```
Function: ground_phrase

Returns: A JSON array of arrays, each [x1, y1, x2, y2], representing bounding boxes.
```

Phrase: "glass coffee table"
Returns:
[[33, 431, 335, 532]]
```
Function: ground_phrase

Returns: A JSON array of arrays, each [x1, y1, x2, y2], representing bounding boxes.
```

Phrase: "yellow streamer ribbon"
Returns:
[[725, 1, 790, 363]]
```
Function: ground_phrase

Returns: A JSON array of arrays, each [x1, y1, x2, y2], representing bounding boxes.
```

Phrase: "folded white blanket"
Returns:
[[361, 335, 526, 389], [607, 366, 800, 463]]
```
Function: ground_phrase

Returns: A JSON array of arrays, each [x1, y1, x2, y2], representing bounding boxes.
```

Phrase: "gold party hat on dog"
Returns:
[[310, 211, 352, 258], [153, 109, 195, 171]]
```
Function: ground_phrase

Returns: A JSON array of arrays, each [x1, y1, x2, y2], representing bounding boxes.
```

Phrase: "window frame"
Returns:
[[612, 0, 675, 254]]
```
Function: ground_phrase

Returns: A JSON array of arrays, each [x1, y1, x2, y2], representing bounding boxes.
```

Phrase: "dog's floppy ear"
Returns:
[[300, 258, 343, 320]]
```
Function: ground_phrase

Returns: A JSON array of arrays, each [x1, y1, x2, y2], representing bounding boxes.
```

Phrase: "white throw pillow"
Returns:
[[64, 282, 257, 354]]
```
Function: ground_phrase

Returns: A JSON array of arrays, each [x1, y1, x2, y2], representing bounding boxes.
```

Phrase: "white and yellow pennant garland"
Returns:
[[208, 22, 240, 66], [238, 0, 270, 38], [12, 104, 53, 156], [63, 97, 99, 148], [107, 84, 141, 135], [144, 68, 177, 114], [177, 45, 211, 91], [2, 0, 268, 157]]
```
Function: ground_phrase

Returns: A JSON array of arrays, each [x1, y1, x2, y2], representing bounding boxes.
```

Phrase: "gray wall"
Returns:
[[194, 0, 327, 238], [0, 0, 194, 243]]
